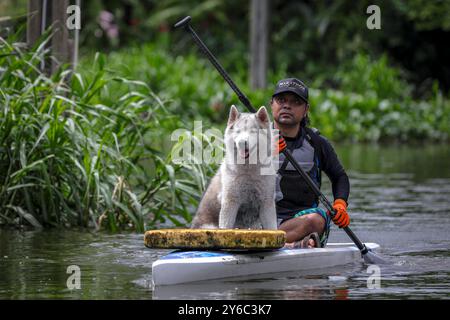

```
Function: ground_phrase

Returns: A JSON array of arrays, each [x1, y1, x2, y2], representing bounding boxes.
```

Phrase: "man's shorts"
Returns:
[[277, 207, 331, 247]]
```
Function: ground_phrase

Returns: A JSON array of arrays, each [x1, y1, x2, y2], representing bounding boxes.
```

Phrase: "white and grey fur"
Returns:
[[191, 105, 277, 230]]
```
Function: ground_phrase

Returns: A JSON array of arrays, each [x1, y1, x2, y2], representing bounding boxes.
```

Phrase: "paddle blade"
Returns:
[[363, 250, 388, 265]]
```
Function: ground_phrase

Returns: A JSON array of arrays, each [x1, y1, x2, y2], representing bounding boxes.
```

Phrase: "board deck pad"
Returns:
[[144, 229, 286, 250]]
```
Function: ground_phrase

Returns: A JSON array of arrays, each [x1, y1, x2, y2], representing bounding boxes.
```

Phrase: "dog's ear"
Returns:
[[228, 105, 240, 126], [256, 106, 270, 125]]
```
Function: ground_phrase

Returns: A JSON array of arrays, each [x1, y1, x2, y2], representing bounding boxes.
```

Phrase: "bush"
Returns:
[[311, 53, 450, 142], [0, 33, 212, 231], [97, 44, 450, 143]]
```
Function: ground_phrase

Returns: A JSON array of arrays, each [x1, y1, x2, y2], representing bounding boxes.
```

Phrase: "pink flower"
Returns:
[[97, 10, 119, 39]]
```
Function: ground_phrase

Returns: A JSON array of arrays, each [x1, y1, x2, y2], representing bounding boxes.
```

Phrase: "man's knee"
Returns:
[[280, 213, 325, 233], [293, 213, 325, 234]]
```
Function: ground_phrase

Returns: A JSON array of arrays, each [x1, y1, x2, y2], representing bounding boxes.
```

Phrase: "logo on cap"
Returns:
[[278, 80, 306, 91]]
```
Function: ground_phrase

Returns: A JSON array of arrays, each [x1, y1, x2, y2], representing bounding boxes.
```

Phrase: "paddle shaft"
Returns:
[[174, 16, 256, 113], [175, 16, 369, 256]]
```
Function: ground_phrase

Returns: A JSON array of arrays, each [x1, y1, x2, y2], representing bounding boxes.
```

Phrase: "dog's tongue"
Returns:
[[239, 148, 250, 159]]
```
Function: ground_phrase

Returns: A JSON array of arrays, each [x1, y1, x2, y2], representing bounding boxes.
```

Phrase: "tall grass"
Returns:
[[0, 32, 212, 231]]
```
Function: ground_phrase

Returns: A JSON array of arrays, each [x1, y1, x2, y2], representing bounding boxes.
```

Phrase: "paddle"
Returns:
[[174, 16, 386, 264]]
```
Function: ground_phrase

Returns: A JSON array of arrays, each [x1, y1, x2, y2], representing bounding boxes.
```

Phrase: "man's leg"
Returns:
[[279, 208, 331, 248], [279, 214, 325, 243]]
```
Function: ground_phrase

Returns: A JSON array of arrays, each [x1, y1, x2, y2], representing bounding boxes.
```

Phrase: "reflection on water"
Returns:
[[0, 143, 449, 299], [0, 232, 155, 299]]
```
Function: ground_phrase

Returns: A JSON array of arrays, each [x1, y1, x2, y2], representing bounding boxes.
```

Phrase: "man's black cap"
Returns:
[[272, 78, 308, 104]]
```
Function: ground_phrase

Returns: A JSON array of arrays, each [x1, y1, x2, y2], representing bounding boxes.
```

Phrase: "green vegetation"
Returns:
[[312, 53, 450, 141], [98, 42, 450, 142], [76, 0, 450, 93], [1, 27, 449, 231], [1, 0, 449, 231], [0, 33, 214, 231]]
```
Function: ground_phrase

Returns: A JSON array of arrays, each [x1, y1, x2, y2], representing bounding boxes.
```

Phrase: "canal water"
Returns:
[[0, 143, 449, 299]]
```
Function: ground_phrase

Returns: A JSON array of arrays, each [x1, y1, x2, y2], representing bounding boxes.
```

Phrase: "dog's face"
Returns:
[[225, 106, 272, 163]]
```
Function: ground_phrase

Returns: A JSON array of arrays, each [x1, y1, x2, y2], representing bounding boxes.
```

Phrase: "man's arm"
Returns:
[[318, 136, 350, 203]]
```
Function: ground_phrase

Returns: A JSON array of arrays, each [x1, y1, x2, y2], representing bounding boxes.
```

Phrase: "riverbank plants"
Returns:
[[100, 42, 450, 142], [0, 32, 214, 231], [1, 31, 449, 231]]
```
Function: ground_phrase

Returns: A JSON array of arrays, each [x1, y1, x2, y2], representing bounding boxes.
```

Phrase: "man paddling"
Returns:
[[271, 78, 350, 248]]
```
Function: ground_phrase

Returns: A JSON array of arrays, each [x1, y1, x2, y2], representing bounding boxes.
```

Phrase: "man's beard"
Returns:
[[275, 115, 299, 127]]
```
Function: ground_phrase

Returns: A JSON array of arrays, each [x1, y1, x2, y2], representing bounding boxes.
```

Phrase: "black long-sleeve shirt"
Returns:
[[315, 134, 350, 202]]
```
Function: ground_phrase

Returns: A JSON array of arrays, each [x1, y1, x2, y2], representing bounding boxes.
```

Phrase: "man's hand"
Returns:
[[330, 199, 350, 228]]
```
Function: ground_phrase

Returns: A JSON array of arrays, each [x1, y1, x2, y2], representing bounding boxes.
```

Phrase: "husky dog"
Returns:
[[191, 105, 277, 230]]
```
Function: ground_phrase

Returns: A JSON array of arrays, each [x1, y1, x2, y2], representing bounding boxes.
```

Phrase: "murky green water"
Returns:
[[1, 143, 449, 299]]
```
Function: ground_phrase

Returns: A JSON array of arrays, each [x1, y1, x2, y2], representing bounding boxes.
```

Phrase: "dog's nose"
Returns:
[[238, 140, 248, 150]]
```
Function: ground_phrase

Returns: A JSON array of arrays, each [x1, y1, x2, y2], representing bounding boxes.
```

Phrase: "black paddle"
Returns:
[[174, 16, 386, 264]]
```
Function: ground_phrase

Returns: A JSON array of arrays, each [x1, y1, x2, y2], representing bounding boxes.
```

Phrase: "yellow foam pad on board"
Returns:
[[144, 229, 286, 250]]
